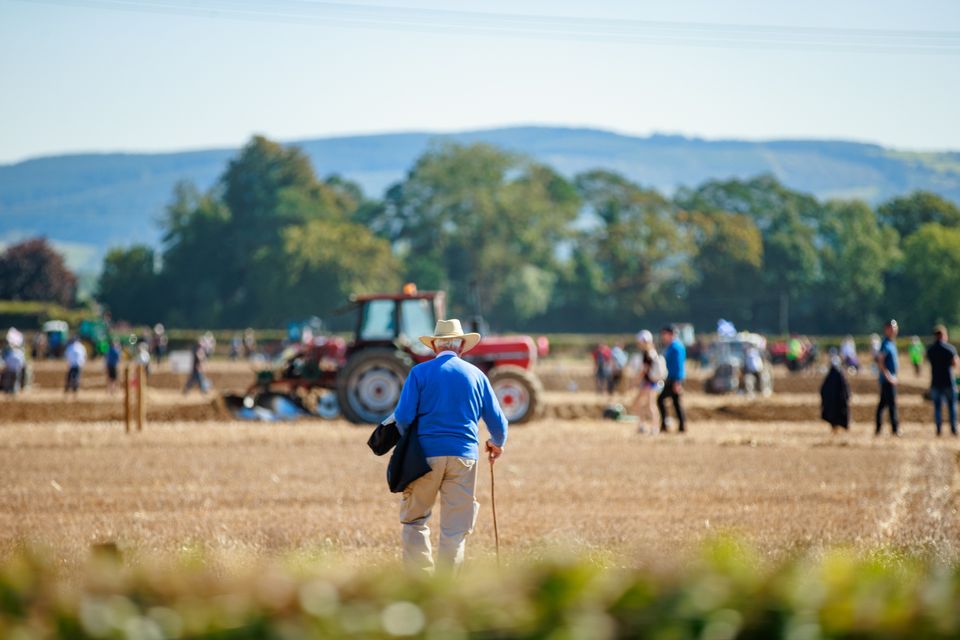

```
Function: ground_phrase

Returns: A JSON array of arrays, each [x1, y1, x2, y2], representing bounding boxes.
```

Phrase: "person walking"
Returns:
[[2, 341, 25, 394], [592, 343, 613, 395], [631, 330, 663, 434], [136, 342, 152, 379], [657, 325, 686, 433], [820, 351, 851, 433], [743, 345, 764, 396], [183, 339, 209, 395], [151, 323, 168, 364], [927, 325, 959, 437], [909, 336, 924, 377], [875, 320, 900, 437], [392, 319, 508, 574], [840, 335, 859, 372], [64, 336, 86, 395], [105, 339, 121, 394]]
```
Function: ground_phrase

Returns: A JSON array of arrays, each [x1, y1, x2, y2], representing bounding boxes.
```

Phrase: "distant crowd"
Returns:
[[592, 325, 687, 434], [821, 321, 959, 438], [591, 320, 959, 438], [0, 322, 265, 397]]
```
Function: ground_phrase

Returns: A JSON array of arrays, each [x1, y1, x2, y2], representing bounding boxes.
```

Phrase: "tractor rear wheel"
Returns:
[[488, 365, 543, 424], [337, 348, 412, 424]]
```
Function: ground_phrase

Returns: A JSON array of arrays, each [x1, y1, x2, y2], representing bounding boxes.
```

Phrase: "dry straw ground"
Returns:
[[2, 360, 958, 568], [2, 420, 958, 566]]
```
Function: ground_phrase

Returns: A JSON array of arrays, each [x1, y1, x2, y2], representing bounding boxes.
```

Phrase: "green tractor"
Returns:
[[78, 318, 111, 358]]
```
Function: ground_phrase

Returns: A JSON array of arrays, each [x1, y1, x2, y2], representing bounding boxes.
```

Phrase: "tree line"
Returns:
[[93, 135, 960, 334]]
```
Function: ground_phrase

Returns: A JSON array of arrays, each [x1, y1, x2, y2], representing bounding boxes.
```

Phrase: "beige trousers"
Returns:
[[400, 456, 479, 573]]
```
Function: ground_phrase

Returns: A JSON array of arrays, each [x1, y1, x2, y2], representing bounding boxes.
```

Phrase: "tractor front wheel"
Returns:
[[488, 365, 543, 424], [337, 348, 412, 424]]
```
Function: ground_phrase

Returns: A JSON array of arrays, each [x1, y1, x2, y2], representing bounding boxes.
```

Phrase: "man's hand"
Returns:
[[673, 381, 683, 394], [485, 440, 503, 463]]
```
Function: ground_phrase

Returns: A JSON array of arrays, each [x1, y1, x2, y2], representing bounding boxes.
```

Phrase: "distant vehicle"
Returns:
[[42, 320, 69, 358], [704, 332, 773, 396], [78, 318, 111, 358], [244, 284, 547, 424]]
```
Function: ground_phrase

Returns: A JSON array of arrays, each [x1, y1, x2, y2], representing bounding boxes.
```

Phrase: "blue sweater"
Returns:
[[878, 337, 899, 384], [394, 353, 509, 460], [664, 339, 686, 381]]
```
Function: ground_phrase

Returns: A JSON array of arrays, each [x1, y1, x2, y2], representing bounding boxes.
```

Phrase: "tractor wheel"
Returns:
[[337, 348, 412, 424], [488, 365, 543, 424]]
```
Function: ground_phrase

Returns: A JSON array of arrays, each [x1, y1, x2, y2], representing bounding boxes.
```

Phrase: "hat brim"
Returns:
[[419, 333, 481, 354]]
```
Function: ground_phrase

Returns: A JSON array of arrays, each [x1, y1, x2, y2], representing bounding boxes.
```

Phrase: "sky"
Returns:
[[1, 0, 958, 164]]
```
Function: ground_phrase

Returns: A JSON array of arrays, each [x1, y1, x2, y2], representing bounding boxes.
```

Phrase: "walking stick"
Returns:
[[489, 457, 501, 567]]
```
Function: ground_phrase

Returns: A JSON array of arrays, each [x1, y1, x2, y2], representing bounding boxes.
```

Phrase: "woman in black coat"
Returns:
[[820, 355, 851, 432]]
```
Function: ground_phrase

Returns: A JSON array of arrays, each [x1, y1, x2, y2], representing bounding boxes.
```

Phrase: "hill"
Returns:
[[2, 126, 959, 272]]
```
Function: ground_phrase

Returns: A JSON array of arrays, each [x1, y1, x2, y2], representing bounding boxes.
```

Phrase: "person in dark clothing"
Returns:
[[593, 344, 613, 394], [658, 326, 686, 433], [876, 320, 900, 436], [927, 325, 959, 436], [820, 353, 851, 432], [105, 339, 121, 395]]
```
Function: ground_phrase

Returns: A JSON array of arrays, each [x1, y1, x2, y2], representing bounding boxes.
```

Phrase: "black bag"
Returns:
[[367, 416, 400, 455], [368, 416, 432, 493]]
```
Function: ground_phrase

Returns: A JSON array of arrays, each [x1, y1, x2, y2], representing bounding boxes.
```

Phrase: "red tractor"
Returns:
[[247, 286, 546, 424]]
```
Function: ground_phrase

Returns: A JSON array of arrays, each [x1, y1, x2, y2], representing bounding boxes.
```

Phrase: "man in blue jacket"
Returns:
[[393, 319, 508, 573], [876, 319, 900, 436], [658, 325, 687, 433]]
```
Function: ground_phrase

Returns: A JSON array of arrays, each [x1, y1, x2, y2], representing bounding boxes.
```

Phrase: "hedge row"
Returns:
[[2, 541, 959, 639], [0, 301, 90, 331]]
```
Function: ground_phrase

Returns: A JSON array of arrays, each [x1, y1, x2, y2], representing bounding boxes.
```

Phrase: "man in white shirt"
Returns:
[[64, 337, 87, 394]]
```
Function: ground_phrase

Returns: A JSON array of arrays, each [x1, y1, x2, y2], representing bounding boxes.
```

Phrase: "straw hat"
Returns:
[[419, 319, 481, 353]]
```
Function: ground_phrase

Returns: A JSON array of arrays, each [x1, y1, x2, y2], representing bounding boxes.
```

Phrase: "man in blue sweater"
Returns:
[[393, 319, 508, 573], [657, 325, 687, 433], [876, 319, 900, 436]]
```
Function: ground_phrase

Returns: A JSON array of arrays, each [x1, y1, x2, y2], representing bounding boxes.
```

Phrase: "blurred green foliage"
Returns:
[[3, 542, 960, 639]]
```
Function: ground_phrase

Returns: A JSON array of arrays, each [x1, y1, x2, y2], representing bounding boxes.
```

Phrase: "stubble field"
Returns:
[[2, 358, 957, 568]]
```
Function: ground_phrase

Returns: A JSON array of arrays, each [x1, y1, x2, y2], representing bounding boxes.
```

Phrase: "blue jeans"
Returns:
[[931, 386, 958, 435]]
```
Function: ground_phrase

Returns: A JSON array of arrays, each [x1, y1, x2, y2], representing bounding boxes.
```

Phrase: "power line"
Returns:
[[17, 0, 960, 55]]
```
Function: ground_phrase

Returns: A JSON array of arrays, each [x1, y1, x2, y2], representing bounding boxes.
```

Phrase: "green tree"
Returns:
[[158, 182, 232, 327], [817, 200, 899, 332], [221, 136, 316, 225], [218, 137, 335, 322], [675, 175, 823, 331], [96, 245, 160, 323], [279, 219, 400, 323], [900, 224, 960, 329], [150, 137, 382, 327], [877, 191, 960, 239], [569, 170, 688, 325], [374, 143, 579, 325], [0, 238, 77, 306], [681, 209, 764, 329]]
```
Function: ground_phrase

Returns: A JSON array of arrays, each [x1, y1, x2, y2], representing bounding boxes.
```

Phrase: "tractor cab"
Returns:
[[350, 286, 445, 362]]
